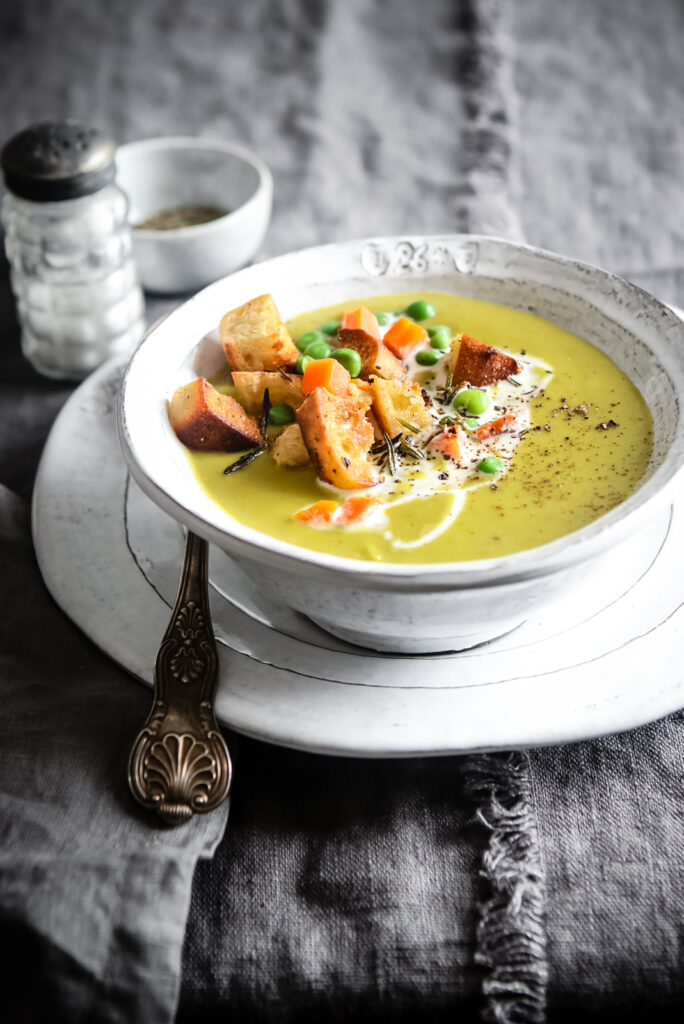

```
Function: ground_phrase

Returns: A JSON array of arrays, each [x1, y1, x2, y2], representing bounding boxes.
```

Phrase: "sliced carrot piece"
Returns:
[[474, 413, 519, 441], [293, 500, 338, 525], [383, 317, 428, 360], [341, 306, 381, 342], [301, 358, 351, 396], [338, 496, 382, 526], [429, 428, 462, 459]]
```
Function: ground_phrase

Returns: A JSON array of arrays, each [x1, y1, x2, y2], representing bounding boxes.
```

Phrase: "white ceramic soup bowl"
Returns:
[[115, 136, 272, 294], [118, 235, 684, 653]]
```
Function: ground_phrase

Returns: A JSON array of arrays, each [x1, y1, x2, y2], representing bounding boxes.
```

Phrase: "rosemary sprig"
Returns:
[[397, 417, 420, 434], [371, 431, 403, 474], [435, 369, 461, 407], [508, 376, 522, 387], [260, 387, 271, 436], [399, 437, 425, 460], [384, 431, 398, 475], [223, 445, 267, 475]]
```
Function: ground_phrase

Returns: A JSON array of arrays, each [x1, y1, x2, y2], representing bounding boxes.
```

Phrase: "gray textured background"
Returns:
[[0, 1, 682, 1021]]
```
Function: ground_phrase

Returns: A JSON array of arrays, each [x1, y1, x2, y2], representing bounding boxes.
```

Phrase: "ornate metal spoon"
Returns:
[[128, 530, 232, 824]]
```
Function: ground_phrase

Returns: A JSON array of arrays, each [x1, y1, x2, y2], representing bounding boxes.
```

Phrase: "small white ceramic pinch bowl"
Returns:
[[115, 136, 272, 294]]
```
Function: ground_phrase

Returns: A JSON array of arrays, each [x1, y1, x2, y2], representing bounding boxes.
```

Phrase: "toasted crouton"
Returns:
[[347, 379, 373, 415], [231, 371, 304, 414], [337, 328, 407, 381], [296, 387, 377, 489], [369, 378, 434, 441], [448, 333, 520, 388], [271, 423, 311, 468], [219, 294, 299, 372], [169, 378, 263, 451]]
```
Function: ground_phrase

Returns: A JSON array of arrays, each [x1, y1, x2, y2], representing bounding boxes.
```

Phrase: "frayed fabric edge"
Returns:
[[463, 751, 548, 1024]]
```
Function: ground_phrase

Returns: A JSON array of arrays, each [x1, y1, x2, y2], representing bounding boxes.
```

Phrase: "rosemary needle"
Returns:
[[223, 446, 267, 475]]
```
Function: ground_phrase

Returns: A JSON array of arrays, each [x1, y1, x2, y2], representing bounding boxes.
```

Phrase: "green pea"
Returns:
[[428, 325, 451, 350], [295, 354, 312, 375], [319, 320, 340, 335], [304, 339, 332, 359], [455, 388, 490, 415], [463, 418, 479, 430], [415, 348, 443, 366], [478, 456, 504, 475], [405, 300, 436, 321], [375, 311, 392, 326], [268, 403, 295, 426], [296, 329, 326, 353], [332, 347, 363, 378]]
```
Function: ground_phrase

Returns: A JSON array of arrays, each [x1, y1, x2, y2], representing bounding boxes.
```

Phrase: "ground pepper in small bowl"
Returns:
[[135, 205, 229, 231]]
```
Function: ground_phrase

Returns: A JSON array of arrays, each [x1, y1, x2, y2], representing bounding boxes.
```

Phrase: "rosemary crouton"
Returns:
[[369, 378, 434, 441], [231, 371, 304, 414], [169, 377, 263, 451], [448, 333, 520, 388], [337, 328, 407, 381], [271, 423, 311, 468], [219, 294, 299, 372], [296, 387, 377, 489]]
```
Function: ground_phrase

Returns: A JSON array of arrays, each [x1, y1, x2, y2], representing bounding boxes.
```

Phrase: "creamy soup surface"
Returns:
[[185, 292, 653, 563]]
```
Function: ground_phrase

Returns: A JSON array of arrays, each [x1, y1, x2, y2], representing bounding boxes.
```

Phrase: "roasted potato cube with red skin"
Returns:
[[271, 423, 311, 468], [296, 387, 377, 489], [169, 378, 263, 451], [448, 333, 521, 388], [231, 371, 304, 414], [337, 328, 406, 381], [369, 377, 434, 441], [219, 294, 299, 372]]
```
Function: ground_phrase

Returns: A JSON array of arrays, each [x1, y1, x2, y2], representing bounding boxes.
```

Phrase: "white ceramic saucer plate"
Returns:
[[33, 355, 684, 756]]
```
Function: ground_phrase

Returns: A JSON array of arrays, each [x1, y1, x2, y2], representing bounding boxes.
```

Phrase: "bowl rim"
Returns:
[[115, 134, 273, 240], [118, 233, 684, 589]]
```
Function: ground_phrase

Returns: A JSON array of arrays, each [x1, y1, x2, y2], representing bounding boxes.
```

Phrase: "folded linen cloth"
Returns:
[[0, 486, 228, 1023]]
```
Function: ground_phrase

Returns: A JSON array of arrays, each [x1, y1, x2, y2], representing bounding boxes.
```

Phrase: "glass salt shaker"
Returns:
[[1, 120, 145, 379]]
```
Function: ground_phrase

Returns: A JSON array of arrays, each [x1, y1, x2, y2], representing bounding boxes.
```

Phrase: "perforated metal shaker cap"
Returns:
[[1, 120, 116, 201]]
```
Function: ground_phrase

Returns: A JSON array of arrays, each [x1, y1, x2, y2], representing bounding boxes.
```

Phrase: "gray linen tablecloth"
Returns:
[[0, 1, 682, 1022]]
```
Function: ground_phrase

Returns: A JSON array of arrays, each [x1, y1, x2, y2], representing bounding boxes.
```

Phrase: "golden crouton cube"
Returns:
[[219, 294, 299, 372], [231, 371, 304, 414], [337, 328, 407, 381], [271, 423, 311, 468], [169, 377, 263, 451], [296, 387, 377, 489], [448, 333, 521, 388], [369, 378, 434, 441]]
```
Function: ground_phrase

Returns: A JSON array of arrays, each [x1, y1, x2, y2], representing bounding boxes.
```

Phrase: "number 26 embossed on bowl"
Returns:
[[118, 236, 684, 653]]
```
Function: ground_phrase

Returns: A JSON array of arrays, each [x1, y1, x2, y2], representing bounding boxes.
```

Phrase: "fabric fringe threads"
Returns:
[[463, 751, 548, 1023]]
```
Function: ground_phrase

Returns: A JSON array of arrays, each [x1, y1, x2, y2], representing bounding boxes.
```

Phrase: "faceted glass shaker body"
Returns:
[[2, 183, 145, 379]]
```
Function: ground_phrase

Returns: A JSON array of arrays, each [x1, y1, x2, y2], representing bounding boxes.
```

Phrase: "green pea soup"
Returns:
[[185, 292, 653, 563]]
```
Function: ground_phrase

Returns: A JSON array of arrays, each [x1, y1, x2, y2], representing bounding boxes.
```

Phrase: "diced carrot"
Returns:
[[337, 496, 382, 526], [383, 317, 429, 360], [301, 358, 351, 396], [293, 500, 338, 525], [429, 428, 462, 459], [474, 413, 519, 441], [349, 377, 371, 392], [341, 306, 381, 342]]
